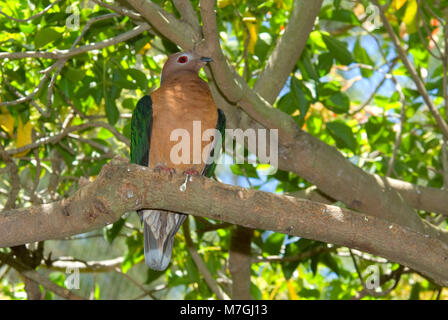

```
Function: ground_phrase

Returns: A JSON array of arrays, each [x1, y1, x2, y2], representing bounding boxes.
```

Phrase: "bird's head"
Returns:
[[160, 51, 212, 83]]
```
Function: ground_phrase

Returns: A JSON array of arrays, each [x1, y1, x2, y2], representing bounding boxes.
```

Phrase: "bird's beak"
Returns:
[[200, 56, 213, 63]]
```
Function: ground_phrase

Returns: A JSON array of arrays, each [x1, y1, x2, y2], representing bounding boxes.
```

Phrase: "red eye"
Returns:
[[177, 56, 188, 63]]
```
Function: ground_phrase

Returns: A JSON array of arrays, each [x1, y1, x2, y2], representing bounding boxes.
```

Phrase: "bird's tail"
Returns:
[[139, 209, 187, 271]]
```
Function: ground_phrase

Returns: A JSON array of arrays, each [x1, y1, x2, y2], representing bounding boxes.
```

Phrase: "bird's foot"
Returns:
[[182, 169, 200, 176], [154, 165, 176, 175]]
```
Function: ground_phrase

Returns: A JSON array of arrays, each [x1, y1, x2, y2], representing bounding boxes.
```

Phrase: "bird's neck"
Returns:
[[161, 69, 200, 85]]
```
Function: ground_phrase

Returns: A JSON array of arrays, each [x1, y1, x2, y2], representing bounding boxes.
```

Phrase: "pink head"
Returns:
[[160, 51, 212, 83]]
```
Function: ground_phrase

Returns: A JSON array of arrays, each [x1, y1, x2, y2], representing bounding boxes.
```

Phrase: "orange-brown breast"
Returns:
[[149, 73, 218, 173]]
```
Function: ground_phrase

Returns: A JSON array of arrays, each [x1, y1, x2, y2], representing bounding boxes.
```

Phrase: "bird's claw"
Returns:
[[182, 169, 200, 176], [154, 165, 176, 175]]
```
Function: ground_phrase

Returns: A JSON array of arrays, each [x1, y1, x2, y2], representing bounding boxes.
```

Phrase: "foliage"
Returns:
[[0, 0, 447, 300]]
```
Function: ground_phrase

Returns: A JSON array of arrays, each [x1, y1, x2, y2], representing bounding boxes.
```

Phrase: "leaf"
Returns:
[[145, 268, 164, 285], [94, 283, 101, 300], [290, 77, 311, 121], [277, 92, 296, 115], [317, 52, 334, 76], [245, 19, 258, 54], [104, 218, 126, 244], [34, 27, 61, 49], [323, 92, 350, 114], [250, 282, 262, 300], [326, 120, 358, 152], [263, 232, 285, 255], [14, 118, 32, 157], [287, 280, 299, 300], [230, 163, 259, 178], [122, 98, 136, 110], [0, 109, 15, 137], [409, 282, 421, 300], [403, 0, 418, 33], [105, 95, 119, 125], [322, 35, 354, 65], [391, 0, 407, 10], [126, 69, 148, 89], [320, 253, 340, 275], [353, 38, 374, 78]]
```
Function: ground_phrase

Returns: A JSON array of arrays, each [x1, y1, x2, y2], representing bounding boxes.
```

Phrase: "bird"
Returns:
[[130, 50, 225, 271]]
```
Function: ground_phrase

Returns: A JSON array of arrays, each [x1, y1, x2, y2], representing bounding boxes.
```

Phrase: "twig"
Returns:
[[5, 121, 129, 156], [47, 13, 120, 106], [0, 0, 64, 22], [0, 64, 58, 107], [372, 0, 448, 140], [0, 24, 151, 60], [386, 75, 406, 177], [183, 218, 230, 300], [91, 0, 143, 21], [114, 267, 158, 300], [253, 246, 336, 263]]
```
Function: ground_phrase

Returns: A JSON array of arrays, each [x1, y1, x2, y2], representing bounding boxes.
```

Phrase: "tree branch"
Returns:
[[1, 158, 448, 287], [183, 218, 230, 300], [372, 0, 448, 140], [0, 24, 151, 60], [228, 226, 252, 299]]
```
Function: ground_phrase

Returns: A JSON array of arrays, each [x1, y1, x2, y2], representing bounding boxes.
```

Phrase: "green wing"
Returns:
[[130, 95, 153, 166], [202, 109, 226, 178]]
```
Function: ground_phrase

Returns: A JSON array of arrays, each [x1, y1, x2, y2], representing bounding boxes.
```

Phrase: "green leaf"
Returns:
[[263, 232, 285, 255], [145, 268, 165, 285], [230, 164, 259, 179], [105, 95, 119, 125], [354, 38, 374, 78], [322, 35, 354, 65], [251, 282, 263, 300], [326, 120, 358, 152], [409, 282, 421, 300], [104, 217, 126, 244], [317, 52, 334, 76], [320, 253, 340, 275], [122, 98, 136, 110], [323, 92, 350, 114], [277, 92, 296, 115], [34, 27, 61, 49], [126, 69, 148, 89], [291, 77, 311, 120]]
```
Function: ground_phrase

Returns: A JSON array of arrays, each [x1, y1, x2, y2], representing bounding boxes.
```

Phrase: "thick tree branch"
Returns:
[[253, 0, 323, 104], [122, 0, 448, 225], [126, 0, 199, 46], [228, 226, 252, 299], [1, 159, 448, 287]]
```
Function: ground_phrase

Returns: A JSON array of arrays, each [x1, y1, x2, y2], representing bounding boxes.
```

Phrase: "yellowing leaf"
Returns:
[[243, 13, 258, 54], [246, 23, 258, 54], [391, 0, 407, 10], [217, 0, 232, 8], [138, 42, 151, 55], [14, 118, 32, 157], [274, 0, 285, 9], [0, 109, 14, 137], [287, 280, 299, 300], [403, 0, 418, 34]]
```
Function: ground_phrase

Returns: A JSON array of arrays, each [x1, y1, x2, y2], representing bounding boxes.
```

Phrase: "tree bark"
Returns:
[[1, 158, 447, 287], [229, 226, 253, 299]]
